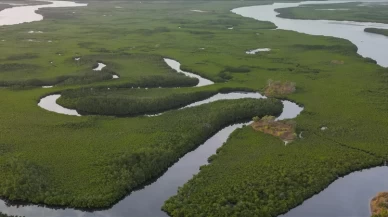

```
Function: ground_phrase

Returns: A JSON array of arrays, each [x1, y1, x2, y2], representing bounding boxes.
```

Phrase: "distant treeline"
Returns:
[[114, 74, 198, 89], [0, 212, 23, 217], [364, 28, 388, 37], [0, 72, 198, 88], [0, 71, 113, 87]]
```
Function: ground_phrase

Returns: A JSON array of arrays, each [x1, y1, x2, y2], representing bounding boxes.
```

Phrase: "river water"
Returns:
[[233, 1, 388, 217], [232, 0, 388, 67], [0, 0, 86, 26], [2, 0, 387, 216], [9, 62, 304, 217], [279, 167, 388, 217]]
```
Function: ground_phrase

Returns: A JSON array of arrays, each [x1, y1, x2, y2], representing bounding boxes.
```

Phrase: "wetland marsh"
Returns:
[[1, 0, 388, 217]]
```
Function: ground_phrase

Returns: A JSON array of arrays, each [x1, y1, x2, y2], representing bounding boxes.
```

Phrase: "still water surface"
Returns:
[[2, 0, 386, 216], [0, 0, 86, 26], [232, 0, 388, 67], [233, 1, 388, 216]]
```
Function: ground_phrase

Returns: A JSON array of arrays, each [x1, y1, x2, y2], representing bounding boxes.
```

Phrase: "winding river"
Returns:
[[1, 0, 388, 216], [37, 58, 302, 119], [7, 65, 303, 217], [232, 1, 388, 217], [10, 63, 304, 217], [232, 0, 388, 67]]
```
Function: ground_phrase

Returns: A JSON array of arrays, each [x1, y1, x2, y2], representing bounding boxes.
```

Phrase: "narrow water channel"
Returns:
[[164, 58, 214, 87], [5, 57, 304, 217], [38, 94, 81, 116], [232, 0, 388, 67], [37, 58, 280, 117], [279, 167, 388, 217], [233, 1, 388, 216], [13, 57, 303, 217], [4, 98, 303, 217], [3, 0, 386, 216]]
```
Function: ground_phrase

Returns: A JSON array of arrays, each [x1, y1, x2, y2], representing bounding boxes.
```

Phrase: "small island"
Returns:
[[251, 115, 297, 144], [371, 192, 388, 217]]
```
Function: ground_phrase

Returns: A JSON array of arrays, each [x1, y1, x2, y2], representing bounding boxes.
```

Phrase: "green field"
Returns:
[[0, 0, 388, 216]]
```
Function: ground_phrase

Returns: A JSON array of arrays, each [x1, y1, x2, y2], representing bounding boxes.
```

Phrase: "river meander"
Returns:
[[1, 0, 387, 216]]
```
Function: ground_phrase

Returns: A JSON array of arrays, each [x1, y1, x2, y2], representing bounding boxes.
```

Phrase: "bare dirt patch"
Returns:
[[264, 79, 296, 97], [331, 60, 345, 64], [371, 192, 388, 217], [251, 115, 297, 143]]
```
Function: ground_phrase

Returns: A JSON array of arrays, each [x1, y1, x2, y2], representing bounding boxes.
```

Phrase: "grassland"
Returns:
[[0, 0, 388, 216]]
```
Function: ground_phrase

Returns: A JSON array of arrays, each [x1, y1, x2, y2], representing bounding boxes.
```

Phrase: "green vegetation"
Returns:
[[276, 2, 388, 24], [0, 94, 282, 208], [0, 0, 388, 215], [58, 88, 217, 116], [57, 86, 253, 116], [0, 53, 199, 87], [373, 212, 388, 217], [365, 28, 388, 37], [163, 127, 382, 217], [0, 212, 23, 217], [1, 157, 49, 202]]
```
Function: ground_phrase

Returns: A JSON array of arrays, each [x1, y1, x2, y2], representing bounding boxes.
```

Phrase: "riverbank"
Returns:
[[1, 0, 388, 216], [275, 2, 388, 38], [371, 192, 388, 217], [165, 2, 388, 217], [365, 28, 388, 37], [0, 212, 23, 217], [275, 2, 388, 24], [0, 4, 11, 12], [163, 127, 383, 217]]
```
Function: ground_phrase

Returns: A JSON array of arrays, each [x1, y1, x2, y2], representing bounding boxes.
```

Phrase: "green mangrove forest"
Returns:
[[0, 0, 387, 216]]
